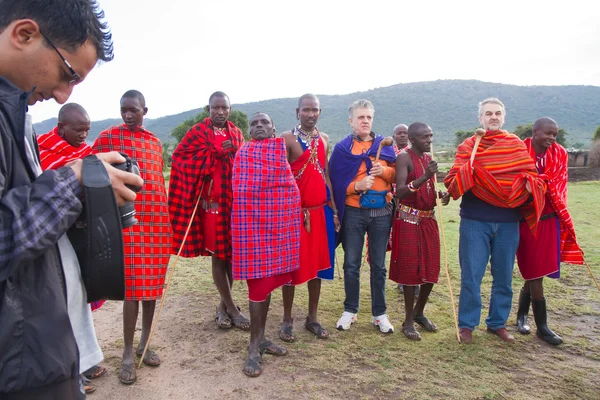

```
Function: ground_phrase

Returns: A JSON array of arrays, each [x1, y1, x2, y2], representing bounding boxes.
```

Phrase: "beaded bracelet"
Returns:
[[407, 181, 418, 192]]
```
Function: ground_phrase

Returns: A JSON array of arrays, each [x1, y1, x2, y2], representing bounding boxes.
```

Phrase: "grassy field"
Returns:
[[141, 181, 599, 399]]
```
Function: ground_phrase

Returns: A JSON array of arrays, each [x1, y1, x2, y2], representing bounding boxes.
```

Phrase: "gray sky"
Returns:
[[30, 0, 600, 123]]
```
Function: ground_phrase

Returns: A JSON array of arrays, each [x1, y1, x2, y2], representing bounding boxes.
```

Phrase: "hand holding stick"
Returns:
[[470, 129, 486, 167], [375, 137, 394, 163]]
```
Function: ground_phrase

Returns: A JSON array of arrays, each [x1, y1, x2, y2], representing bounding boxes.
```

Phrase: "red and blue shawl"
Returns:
[[329, 133, 397, 245], [231, 138, 302, 280]]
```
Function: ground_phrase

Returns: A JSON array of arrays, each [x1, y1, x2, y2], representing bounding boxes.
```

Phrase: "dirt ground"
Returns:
[[88, 179, 600, 399], [90, 280, 600, 400]]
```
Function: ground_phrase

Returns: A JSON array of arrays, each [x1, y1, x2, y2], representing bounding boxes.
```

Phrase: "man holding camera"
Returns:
[[0, 1, 143, 398], [93, 90, 172, 385]]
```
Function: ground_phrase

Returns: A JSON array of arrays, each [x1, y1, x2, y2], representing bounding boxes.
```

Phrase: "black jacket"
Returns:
[[0, 76, 81, 394]]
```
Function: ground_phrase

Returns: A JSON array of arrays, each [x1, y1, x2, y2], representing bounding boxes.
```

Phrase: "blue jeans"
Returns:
[[341, 206, 392, 316], [458, 218, 519, 330]]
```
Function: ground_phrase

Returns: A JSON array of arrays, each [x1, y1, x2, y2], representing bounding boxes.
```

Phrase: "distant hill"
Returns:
[[33, 80, 600, 147]]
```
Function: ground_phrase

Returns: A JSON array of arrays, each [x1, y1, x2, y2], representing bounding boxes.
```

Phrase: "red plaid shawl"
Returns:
[[93, 125, 172, 301], [37, 127, 93, 169], [169, 118, 243, 259], [231, 138, 301, 280], [523, 138, 584, 264], [444, 130, 546, 233]]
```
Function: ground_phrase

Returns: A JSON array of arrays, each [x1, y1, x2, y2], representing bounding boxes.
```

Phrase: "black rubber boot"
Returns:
[[516, 289, 531, 335], [532, 298, 563, 345]]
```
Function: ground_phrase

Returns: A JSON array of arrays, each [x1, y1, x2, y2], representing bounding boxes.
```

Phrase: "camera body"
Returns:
[[111, 153, 142, 229]]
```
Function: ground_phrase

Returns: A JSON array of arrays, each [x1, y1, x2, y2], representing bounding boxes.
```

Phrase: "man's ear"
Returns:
[[143, 107, 148, 116], [296, 108, 300, 120], [11, 19, 41, 50], [57, 122, 64, 136]]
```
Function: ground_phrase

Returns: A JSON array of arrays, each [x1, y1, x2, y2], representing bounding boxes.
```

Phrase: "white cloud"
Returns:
[[29, 0, 600, 123]]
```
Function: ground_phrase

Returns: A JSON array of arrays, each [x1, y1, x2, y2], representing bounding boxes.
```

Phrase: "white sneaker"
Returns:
[[336, 311, 357, 331], [372, 314, 394, 334]]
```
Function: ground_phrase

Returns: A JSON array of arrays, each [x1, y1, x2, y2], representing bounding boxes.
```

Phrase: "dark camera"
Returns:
[[111, 153, 142, 229]]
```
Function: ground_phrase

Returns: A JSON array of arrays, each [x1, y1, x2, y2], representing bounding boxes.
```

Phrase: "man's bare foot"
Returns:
[[136, 347, 161, 366], [402, 322, 422, 341], [227, 306, 250, 331], [119, 362, 136, 385]]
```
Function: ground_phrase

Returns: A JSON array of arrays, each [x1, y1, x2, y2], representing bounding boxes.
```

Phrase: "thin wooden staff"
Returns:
[[375, 137, 395, 163], [138, 180, 205, 369], [430, 144, 461, 344], [335, 252, 342, 280], [470, 129, 486, 166], [583, 260, 600, 292]]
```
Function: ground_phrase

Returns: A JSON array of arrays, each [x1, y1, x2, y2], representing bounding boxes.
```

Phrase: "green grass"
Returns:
[[165, 181, 600, 399]]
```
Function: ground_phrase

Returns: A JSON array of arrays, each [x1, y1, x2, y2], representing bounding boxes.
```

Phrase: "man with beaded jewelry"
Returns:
[[279, 94, 339, 342], [169, 91, 249, 332], [389, 122, 450, 341]]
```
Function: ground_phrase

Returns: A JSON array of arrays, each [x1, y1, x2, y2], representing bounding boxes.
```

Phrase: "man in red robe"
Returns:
[[169, 91, 249, 331], [390, 123, 450, 341], [515, 117, 584, 345], [279, 94, 340, 342], [232, 112, 301, 377], [38, 103, 93, 169], [93, 90, 172, 385]]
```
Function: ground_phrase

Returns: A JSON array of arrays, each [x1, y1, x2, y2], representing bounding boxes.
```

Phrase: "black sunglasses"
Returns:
[[40, 31, 81, 84]]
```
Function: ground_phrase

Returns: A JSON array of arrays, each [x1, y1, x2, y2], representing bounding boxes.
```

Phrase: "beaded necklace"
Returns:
[[413, 150, 432, 194], [214, 126, 227, 137], [293, 124, 325, 180]]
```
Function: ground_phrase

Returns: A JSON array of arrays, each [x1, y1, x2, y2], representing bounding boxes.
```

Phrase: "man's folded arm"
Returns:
[[0, 163, 82, 281]]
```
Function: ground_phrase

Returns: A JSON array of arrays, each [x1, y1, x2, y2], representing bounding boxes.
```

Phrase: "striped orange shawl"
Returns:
[[444, 130, 546, 233], [524, 138, 584, 264]]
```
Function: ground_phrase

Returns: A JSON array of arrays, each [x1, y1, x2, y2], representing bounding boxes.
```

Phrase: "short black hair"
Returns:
[[121, 90, 146, 108], [297, 93, 318, 109], [533, 117, 558, 131], [58, 103, 88, 122], [407, 122, 430, 138], [251, 111, 274, 126], [208, 91, 230, 106], [0, 0, 114, 62]]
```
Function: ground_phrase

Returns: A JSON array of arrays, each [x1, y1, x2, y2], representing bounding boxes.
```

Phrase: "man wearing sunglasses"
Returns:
[[0, 1, 143, 398]]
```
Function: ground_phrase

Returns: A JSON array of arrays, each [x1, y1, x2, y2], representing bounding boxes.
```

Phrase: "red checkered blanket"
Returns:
[[231, 138, 301, 280], [93, 125, 172, 301], [169, 118, 243, 259]]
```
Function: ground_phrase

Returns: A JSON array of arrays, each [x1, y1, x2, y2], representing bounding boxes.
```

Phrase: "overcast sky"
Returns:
[[29, 0, 600, 123]]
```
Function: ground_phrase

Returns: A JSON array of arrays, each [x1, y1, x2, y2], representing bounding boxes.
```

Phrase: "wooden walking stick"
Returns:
[[138, 180, 206, 369], [375, 137, 395, 163], [470, 128, 486, 166], [430, 144, 462, 344], [584, 260, 600, 292]]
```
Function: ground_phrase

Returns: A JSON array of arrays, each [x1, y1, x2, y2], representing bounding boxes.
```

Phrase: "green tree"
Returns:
[[162, 141, 173, 170], [170, 106, 249, 144], [593, 125, 600, 141], [513, 123, 567, 147], [454, 129, 476, 147]]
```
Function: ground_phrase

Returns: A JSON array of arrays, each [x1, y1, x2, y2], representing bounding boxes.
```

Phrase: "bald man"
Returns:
[[515, 117, 584, 345], [393, 124, 409, 154], [38, 103, 93, 170]]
